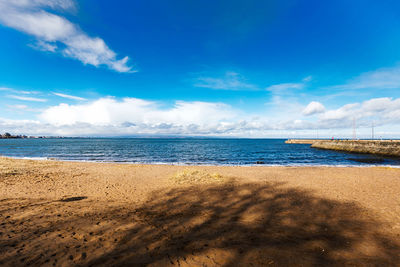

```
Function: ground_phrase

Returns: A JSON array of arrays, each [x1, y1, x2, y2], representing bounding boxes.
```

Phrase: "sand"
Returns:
[[1, 157, 400, 266]]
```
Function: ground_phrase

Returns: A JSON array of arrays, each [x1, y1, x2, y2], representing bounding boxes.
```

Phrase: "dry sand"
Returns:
[[1, 157, 400, 266]]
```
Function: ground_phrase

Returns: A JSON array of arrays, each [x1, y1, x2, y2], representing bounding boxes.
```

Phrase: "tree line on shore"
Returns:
[[0, 133, 29, 139], [0, 133, 68, 139]]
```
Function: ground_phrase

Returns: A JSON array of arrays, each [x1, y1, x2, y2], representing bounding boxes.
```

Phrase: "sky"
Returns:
[[1, 0, 400, 138]]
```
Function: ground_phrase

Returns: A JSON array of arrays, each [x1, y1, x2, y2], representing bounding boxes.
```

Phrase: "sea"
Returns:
[[0, 138, 399, 167]]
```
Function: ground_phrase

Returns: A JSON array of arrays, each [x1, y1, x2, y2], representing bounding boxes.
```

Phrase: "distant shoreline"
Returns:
[[2, 135, 400, 140], [0, 133, 67, 139]]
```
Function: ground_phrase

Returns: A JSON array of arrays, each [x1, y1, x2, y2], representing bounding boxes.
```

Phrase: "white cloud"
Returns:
[[303, 101, 325, 116], [1, 96, 400, 137], [8, 104, 28, 110], [194, 71, 257, 90], [6, 104, 42, 112], [266, 82, 304, 92], [264, 77, 313, 120], [4, 0, 76, 10], [30, 40, 58, 52], [36, 96, 400, 134], [333, 65, 400, 90], [0, 0, 133, 72], [319, 103, 359, 121], [7, 95, 47, 102], [266, 76, 311, 93], [40, 97, 236, 126], [264, 95, 304, 121], [53, 92, 86, 101], [0, 87, 39, 94], [317, 97, 400, 129], [33, 97, 284, 136]]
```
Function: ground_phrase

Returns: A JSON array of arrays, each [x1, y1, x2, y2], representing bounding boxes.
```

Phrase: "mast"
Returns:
[[371, 121, 374, 140]]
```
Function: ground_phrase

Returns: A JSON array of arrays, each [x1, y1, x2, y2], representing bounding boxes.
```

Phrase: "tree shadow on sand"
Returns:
[[1, 181, 399, 266], [87, 182, 400, 266]]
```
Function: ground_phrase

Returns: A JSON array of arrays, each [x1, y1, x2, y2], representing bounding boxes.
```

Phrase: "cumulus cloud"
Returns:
[[193, 71, 257, 90], [28, 97, 279, 136], [39, 97, 237, 127], [0, 0, 133, 72], [320, 103, 359, 121], [1, 96, 400, 137], [303, 101, 325, 116], [53, 92, 86, 101], [317, 97, 400, 129]]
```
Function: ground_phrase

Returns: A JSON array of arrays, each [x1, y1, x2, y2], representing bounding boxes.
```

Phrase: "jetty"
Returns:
[[286, 139, 400, 157]]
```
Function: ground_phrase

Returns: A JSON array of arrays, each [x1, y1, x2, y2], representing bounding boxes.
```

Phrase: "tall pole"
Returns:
[[372, 121, 374, 140], [352, 117, 356, 140]]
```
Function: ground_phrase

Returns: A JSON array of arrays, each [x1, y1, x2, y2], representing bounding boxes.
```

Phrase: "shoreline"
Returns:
[[2, 155, 400, 168], [1, 157, 400, 266]]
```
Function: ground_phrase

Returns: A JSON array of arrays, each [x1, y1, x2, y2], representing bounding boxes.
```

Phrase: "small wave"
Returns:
[[2, 155, 400, 168], [7, 156, 50, 161]]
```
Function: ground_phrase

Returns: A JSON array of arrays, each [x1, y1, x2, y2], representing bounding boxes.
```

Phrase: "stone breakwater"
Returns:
[[310, 140, 400, 157], [285, 139, 400, 157]]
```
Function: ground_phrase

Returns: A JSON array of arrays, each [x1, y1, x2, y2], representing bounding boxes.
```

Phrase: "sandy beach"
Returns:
[[1, 157, 400, 266]]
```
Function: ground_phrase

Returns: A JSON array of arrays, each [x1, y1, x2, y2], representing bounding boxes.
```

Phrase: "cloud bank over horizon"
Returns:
[[1, 96, 400, 138]]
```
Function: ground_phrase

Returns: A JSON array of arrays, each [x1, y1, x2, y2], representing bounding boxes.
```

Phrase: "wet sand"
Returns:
[[1, 157, 400, 266]]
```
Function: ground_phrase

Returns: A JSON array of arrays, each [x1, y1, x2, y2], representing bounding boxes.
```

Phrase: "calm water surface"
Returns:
[[0, 138, 399, 166]]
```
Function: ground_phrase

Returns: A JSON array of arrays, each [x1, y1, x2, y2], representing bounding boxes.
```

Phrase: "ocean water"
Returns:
[[0, 138, 399, 166]]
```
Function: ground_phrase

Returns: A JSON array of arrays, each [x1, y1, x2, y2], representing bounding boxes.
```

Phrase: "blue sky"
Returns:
[[1, 0, 400, 137]]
